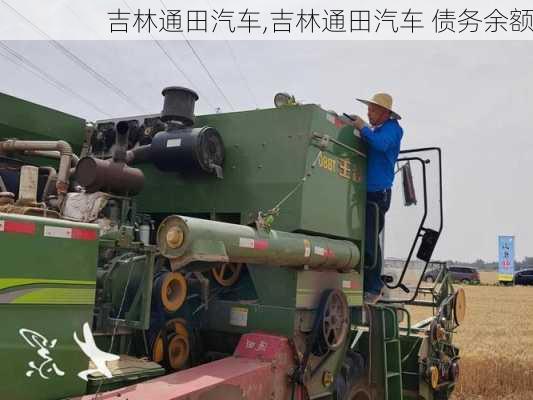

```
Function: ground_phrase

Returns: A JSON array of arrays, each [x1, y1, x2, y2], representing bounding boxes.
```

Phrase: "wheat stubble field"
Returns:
[[409, 272, 533, 400]]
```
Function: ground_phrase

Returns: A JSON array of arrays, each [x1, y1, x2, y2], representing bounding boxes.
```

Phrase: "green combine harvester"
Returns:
[[0, 88, 465, 400]]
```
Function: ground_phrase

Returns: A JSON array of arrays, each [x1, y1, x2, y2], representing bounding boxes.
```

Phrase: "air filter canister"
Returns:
[[151, 126, 224, 177]]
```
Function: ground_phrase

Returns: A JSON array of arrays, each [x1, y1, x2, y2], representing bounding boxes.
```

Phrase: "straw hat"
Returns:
[[356, 93, 401, 120]]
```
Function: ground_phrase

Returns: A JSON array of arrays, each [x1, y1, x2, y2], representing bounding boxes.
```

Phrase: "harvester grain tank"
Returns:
[[0, 88, 465, 400]]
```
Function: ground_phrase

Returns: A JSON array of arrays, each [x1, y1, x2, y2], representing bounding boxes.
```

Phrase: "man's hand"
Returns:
[[351, 115, 369, 130]]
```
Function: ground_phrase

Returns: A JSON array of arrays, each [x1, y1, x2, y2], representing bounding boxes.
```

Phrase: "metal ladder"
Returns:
[[369, 306, 403, 400]]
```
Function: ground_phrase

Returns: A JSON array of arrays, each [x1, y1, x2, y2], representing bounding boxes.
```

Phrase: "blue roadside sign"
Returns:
[[498, 235, 515, 282]]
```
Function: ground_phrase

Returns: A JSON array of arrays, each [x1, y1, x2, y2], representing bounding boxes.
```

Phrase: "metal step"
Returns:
[[370, 306, 404, 400]]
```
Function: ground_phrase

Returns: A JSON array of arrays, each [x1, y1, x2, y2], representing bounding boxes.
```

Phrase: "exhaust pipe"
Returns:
[[75, 120, 145, 195], [113, 120, 130, 163], [0, 139, 73, 204], [22, 150, 79, 166]]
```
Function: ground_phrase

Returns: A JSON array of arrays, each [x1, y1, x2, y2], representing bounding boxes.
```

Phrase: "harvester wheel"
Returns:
[[212, 262, 243, 286], [322, 289, 350, 351]]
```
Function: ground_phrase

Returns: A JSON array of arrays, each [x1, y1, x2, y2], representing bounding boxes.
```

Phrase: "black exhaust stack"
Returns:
[[161, 86, 199, 126], [113, 120, 130, 163]]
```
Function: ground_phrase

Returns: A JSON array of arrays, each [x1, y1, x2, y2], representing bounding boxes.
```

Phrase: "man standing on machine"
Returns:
[[349, 93, 403, 304]]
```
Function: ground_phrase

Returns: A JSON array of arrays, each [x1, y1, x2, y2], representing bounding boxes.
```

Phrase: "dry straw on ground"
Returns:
[[409, 271, 533, 400]]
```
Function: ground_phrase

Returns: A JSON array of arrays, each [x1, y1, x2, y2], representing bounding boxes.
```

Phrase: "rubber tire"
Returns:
[[348, 379, 373, 400]]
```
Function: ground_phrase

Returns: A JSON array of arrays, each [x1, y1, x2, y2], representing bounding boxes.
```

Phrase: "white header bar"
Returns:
[[0, 0, 532, 40]]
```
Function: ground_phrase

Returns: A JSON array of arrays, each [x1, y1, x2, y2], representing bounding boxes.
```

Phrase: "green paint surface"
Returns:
[[135, 105, 366, 243], [0, 92, 85, 152], [0, 214, 98, 400], [11, 288, 96, 304], [0, 278, 95, 290]]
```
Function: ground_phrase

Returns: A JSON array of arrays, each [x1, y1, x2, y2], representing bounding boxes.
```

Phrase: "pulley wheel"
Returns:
[[151, 318, 190, 371], [212, 262, 243, 287], [453, 287, 466, 325], [429, 366, 439, 389], [167, 334, 190, 370], [160, 272, 187, 313], [322, 289, 350, 351]]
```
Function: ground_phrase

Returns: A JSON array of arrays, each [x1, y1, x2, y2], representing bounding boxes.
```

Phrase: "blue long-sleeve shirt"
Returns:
[[360, 119, 403, 192]]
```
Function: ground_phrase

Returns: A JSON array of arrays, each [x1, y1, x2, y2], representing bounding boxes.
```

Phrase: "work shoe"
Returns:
[[364, 292, 381, 304]]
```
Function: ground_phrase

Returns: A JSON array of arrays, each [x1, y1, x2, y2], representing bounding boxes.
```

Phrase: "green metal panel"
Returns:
[[206, 268, 363, 344], [368, 306, 404, 400], [0, 92, 86, 153], [400, 334, 423, 396], [137, 106, 312, 220], [105, 252, 155, 330], [247, 266, 297, 307], [300, 108, 366, 241], [0, 213, 98, 400], [296, 270, 363, 308], [135, 105, 367, 242], [205, 300, 295, 337]]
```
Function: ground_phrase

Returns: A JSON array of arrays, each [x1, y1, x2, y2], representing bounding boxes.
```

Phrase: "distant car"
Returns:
[[514, 269, 533, 285], [423, 266, 480, 284]]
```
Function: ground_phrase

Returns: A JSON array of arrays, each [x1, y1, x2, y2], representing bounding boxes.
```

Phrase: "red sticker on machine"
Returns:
[[324, 248, 335, 258], [71, 228, 98, 241], [0, 220, 36, 235], [44, 225, 97, 241], [314, 246, 335, 258], [239, 237, 269, 250], [342, 280, 357, 289]]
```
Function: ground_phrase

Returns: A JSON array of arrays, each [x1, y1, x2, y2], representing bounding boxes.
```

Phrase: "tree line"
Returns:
[[443, 257, 533, 271]]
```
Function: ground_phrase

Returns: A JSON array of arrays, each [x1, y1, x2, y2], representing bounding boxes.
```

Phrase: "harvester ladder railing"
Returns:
[[370, 306, 403, 400]]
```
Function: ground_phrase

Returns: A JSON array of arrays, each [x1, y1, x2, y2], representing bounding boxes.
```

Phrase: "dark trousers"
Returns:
[[364, 189, 392, 294]]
